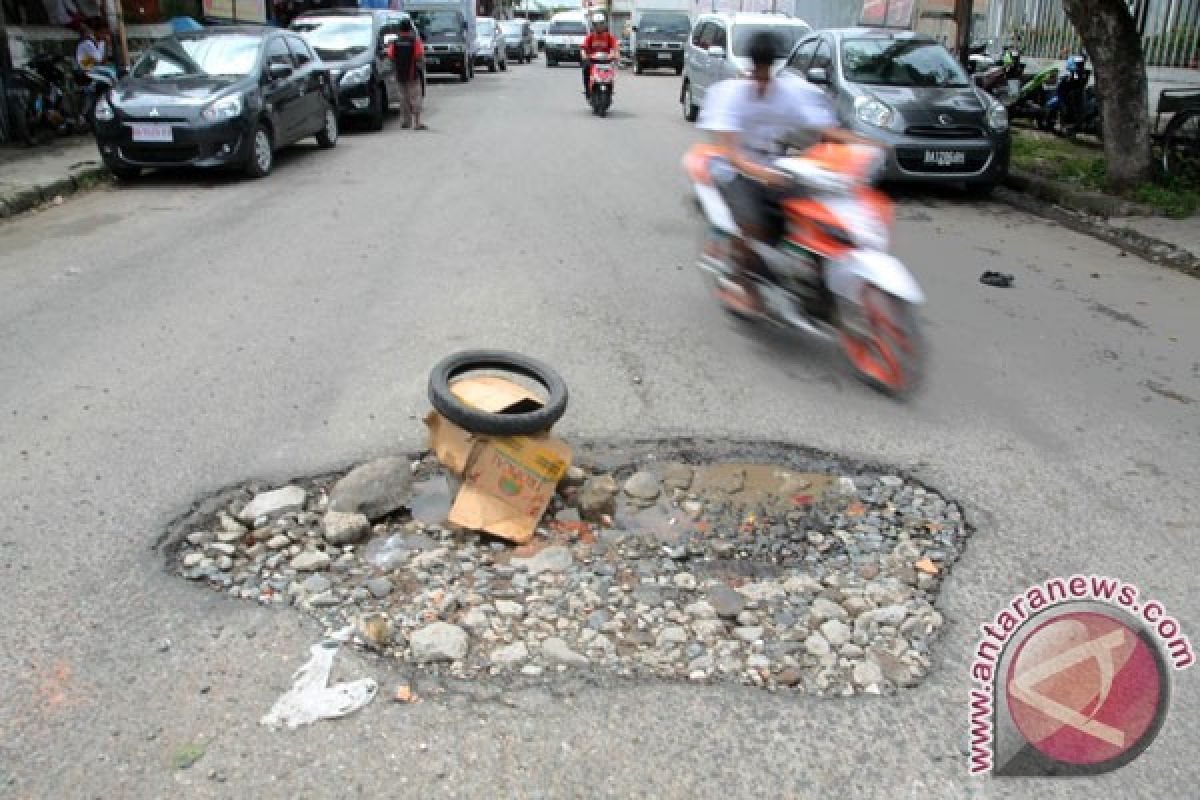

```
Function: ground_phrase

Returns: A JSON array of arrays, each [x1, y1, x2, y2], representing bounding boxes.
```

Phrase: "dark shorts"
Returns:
[[718, 173, 785, 243]]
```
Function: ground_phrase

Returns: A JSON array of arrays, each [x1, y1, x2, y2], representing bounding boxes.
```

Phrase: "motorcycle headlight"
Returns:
[[339, 64, 372, 87], [201, 94, 243, 122], [94, 95, 114, 122], [986, 97, 1009, 132], [855, 97, 895, 130]]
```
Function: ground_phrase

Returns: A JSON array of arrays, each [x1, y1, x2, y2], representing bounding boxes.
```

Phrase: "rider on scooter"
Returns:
[[697, 31, 876, 315], [581, 13, 619, 98]]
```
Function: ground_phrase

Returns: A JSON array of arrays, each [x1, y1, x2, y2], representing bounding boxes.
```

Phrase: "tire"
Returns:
[[837, 286, 923, 396], [490, 57, 497, 73], [244, 123, 273, 179], [547, 58, 556, 67], [500, 57, 507, 72], [682, 81, 698, 122], [460, 60, 470, 82], [107, 163, 141, 182], [965, 180, 995, 198], [1162, 109, 1200, 183], [635, 62, 644, 75], [675, 65, 683, 76], [316, 104, 339, 149], [428, 350, 569, 435], [366, 83, 385, 131]]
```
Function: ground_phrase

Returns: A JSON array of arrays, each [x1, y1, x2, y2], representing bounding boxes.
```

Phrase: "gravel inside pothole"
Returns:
[[164, 446, 968, 697]]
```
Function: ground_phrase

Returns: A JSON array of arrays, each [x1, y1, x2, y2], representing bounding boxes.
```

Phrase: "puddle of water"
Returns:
[[363, 530, 441, 570], [410, 475, 456, 525]]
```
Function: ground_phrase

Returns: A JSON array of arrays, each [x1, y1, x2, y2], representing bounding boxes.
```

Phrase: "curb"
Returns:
[[1002, 168, 1156, 218], [0, 162, 111, 219], [994, 183, 1200, 279]]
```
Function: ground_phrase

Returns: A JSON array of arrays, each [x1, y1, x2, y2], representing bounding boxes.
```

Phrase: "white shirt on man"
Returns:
[[698, 70, 838, 164], [76, 38, 106, 69]]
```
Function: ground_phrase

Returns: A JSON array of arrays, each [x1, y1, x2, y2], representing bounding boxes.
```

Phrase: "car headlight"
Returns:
[[94, 95, 114, 121], [201, 94, 243, 122], [339, 64, 372, 87], [855, 97, 894, 130], [986, 97, 1009, 132]]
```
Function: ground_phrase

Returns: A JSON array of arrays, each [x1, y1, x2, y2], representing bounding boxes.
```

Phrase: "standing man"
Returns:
[[75, 20, 109, 70], [580, 12, 619, 97], [391, 17, 426, 130]]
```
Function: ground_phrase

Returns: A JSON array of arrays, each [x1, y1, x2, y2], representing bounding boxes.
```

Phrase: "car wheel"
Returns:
[[245, 123, 273, 179], [635, 62, 644, 75], [965, 180, 997, 199], [675, 65, 683, 76], [367, 83, 385, 131], [316, 104, 339, 149], [547, 58, 556, 67], [108, 163, 141, 182], [500, 56, 507, 71], [682, 81, 698, 122], [460, 60, 470, 82]]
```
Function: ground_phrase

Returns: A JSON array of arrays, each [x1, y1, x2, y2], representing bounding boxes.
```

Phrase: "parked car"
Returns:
[[290, 9, 424, 131], [680, 12, 812, 120], [631, 8, 690, 75], [501, 19, 536, 64], [532, 20, 551, 51], [411, 5, 474, 82], [475, 17, 508, 72], [786, 28, 1010, 192], [93, 26, 338, 181], [545, 14, 588, 67]]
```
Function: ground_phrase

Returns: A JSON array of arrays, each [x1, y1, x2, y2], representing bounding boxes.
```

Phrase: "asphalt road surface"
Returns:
[[1, 59, 1198, 799]]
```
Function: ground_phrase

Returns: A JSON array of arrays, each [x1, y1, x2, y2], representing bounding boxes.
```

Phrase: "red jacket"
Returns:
[[582, 32, 619, 58]]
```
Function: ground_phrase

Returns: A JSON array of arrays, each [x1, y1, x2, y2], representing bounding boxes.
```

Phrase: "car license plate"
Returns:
[[658, 52, 671, 60], [924, 149, 966, 167], [428, 56, 441, 64], [131, 123, 172, 143]]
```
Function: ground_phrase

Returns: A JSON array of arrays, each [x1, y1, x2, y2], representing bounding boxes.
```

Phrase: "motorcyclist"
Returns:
[[698, 31, 877, 314], [580, 12, 619, 97]]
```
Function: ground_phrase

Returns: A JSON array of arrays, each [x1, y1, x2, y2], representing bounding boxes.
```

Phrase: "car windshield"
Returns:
[[731, 25, 810, 58], [131, 35, 260, 79], [289, 17, 373, 60], [477, 19, 496, 35], [637, 12, 689, 35], [551, 22, 585, 35], [501, 22, 523, 35], [841, 38, 970, 87], [411, 10, 461, 37]]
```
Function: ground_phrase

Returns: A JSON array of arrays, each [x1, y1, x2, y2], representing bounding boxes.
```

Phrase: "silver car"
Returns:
[[474, 17, 508, 72], [680, 12, 812, 122], [501, 19, 536, 64]]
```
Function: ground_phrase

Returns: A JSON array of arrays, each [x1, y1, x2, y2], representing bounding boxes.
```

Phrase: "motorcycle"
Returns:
[[80, 63, 120, 125], [1005, 64, 1060, 128], [1044, 54, 1101, 138], [684, 142, 926, 395], [586, 54, 615, 117], [975, 46, 1025, 105]]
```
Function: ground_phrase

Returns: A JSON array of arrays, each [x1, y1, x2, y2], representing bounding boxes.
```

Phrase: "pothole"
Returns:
[[161, 441, 970, 696]]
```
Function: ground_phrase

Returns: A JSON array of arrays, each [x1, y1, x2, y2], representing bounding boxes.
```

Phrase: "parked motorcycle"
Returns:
[[586, 54, 615, 116], [975, 46, 1025, 104], [1005, 64, 1060, 128], [1044, 54, 1101, 138], [80, 63, 120, 125], [684, 142, 926, 395]]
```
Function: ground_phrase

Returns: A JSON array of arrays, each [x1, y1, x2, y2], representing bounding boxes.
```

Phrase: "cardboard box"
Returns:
[[424, 376, 572, 544]]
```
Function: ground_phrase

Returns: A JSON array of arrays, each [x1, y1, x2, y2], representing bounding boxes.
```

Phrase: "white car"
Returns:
[[545, 14, 588, 66], [681, 12, 812, 121]]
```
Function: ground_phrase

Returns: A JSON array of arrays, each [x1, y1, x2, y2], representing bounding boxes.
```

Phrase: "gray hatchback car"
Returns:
[[787, 28, 1010, 192]]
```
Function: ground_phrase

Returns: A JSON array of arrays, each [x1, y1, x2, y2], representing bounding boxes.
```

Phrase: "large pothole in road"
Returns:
[[161, 441, 968, 697]]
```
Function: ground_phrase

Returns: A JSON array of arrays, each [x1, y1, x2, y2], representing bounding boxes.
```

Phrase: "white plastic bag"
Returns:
[[261, 641, 378, 731]]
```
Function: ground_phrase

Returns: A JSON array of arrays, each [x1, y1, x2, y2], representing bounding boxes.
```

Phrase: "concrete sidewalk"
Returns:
[[0, 135, 109, 218]]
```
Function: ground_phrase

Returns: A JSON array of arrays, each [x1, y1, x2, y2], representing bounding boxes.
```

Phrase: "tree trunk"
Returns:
[[1061, 0, 1153, 191]]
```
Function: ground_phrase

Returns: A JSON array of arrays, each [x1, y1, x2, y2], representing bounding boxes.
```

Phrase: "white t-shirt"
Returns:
[[76, 39, 106, 70], [698, 71, 838, 164]]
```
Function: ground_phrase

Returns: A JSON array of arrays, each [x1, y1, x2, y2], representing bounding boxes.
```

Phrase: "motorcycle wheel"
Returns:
[[837, 285, 923, 396]]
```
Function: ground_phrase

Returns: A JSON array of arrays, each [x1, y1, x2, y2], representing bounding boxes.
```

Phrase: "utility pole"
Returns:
[[953, 0, 973, 69]]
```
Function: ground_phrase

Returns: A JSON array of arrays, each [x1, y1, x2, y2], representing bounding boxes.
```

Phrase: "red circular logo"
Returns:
[[1005, 611, 1164, 766]]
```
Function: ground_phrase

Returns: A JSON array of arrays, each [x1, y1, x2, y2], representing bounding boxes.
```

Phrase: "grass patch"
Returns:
[[1010, 128, 1200, 218]]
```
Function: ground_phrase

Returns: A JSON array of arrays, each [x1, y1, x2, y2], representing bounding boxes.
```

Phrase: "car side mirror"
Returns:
[[708, 46, 725, 58], [806, 66, 829, 85], [268, 62, 293, 81]]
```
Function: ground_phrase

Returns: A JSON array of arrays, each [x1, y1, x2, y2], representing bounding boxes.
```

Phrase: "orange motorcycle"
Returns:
[[684, 141, 926, 395]]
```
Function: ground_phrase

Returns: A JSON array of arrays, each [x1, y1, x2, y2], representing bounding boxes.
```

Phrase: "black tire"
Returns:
[[490, 57, 498, 73], [428, 350, 569, 435], [635, 62, 644, 75], [107, 163, 141, 181], [500, 57, 507, 72], [460, 60, 470, 82], [965, 180, 996, 198], [244, 123, 273, 179], [682, 81, 698, 122], [1162, 109, 1200, 183], [315, 103, 339, 148], [366, 83, 385, 131], [547, 58, 556, 67], [675, 65, 683, 76]]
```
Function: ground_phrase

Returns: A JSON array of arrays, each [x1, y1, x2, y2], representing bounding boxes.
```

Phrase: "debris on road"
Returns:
[[172, 446, 969, 697], [261, 642, 378, 731], [979, 271, 1015, 288]]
